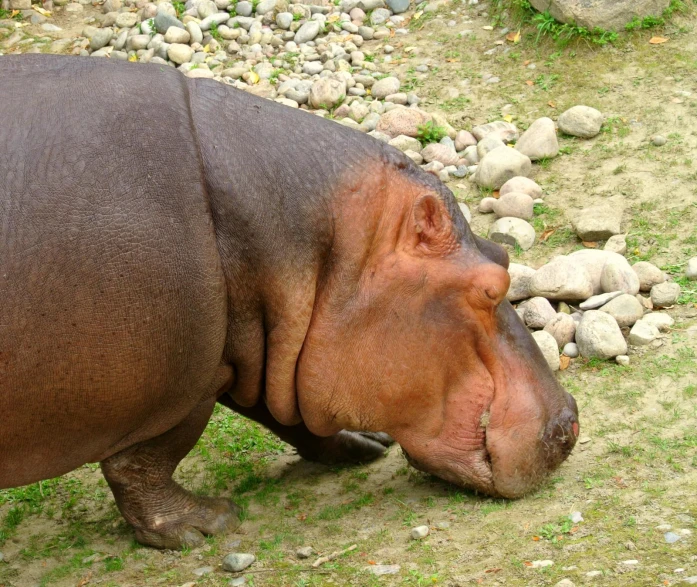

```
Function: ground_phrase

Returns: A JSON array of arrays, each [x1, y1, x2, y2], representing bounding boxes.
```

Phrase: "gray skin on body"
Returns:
[[0, 55, 578, 549]]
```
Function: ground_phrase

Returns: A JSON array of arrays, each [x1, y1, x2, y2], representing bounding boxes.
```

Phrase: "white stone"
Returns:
[[641, 312, 674, 332], [529, 257, 594, 300], [411, 525, 429, 539], [458, 202, 471, 223], [616, 354, 630, 366], [530, 560, 554, 569], [580, 291, 623, 310], [475, 146, 532, 190], [576, 310, 627, 359], [600, 257, 640, 295], [489, 217, 535, 250], [563, 342, 579, 358], [492, 192, 534, 220], [478, 197, 496, 213], [500, 176, 542, 199], [650, 282, 680, 307], [628, 320, 659, 345], [507, 263, 536, 302], [598, 293, 644, 327], [520, 297, 556, 329], [557, 105, 603, 138], [515, 117, 559, 160], [686, 257, 697, 280], [532, 330, 560, 371], [632, 261, 665, 292], [604, 234, 627, 255], [570, 511, 584, 523], [544, 313, 577, 348], [572, 205, 622, 241]]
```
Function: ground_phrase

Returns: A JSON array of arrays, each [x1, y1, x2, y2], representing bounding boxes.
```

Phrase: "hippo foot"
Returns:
[[295, 431, 394, 465], [130, 490, 241, 550]]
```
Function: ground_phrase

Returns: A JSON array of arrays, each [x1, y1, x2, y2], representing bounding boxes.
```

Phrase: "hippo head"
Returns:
[[293, 157, 578, 499]]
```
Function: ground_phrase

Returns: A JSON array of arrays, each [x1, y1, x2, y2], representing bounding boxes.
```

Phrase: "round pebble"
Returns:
[[651, 135, 667, 146], [411, 525, 429, 539]]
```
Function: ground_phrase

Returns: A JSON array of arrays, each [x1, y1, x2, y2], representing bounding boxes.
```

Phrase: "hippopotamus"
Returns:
[[0, 55, 579, 549]]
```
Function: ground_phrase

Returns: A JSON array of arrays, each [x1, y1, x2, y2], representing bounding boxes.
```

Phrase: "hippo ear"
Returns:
[[413, 195, 453, 248]]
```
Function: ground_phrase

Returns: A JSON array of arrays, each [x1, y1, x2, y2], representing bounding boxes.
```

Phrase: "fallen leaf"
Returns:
[[523, 59, 531, 66], [446, 58, 457, 63], [582, 241, 598, 248], [413, 10, 422, 19], [11, 9, 19, 15], [368, 560, 376, 565], [76, 572, 93, 587], [485, 568, 502, 573], [494, 40, 504, 45], [671, 97, 684, 104], [540, 228, 556, 241], [649, 36, 669, 44], [503, 114, 513, 122], [525, 80, 533, 86], [128, 54, 137, 62], [248, 71, 259, 84], [560, 355, 570, 371], [524, 561, 533, 567], [493, 190, 500, 199], [532, 536, 541, 541], [548, 101, 556, 108], [33, 6, 51, 15], [506, 30, 521, 43], [297, 512, 307, 521]]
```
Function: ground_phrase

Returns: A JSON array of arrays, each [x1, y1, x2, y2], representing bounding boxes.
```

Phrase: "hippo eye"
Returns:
[[484, 287, 500, 301]]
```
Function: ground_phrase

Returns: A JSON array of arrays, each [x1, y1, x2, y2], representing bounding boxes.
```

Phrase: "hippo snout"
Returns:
[[541, 394, 579, 464]]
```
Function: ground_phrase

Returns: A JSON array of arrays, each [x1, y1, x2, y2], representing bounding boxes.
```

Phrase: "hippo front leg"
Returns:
[[101, 397, 240, 549], [217, 394, 393, 465]]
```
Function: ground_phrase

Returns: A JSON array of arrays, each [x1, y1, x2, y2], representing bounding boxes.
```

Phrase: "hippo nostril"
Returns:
[[543, 407, 578, 446], [572, 421, 579, 437]]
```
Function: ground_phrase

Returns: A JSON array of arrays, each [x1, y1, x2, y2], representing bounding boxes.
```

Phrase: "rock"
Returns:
[[636, 294, 653, 311], [599, 293, 644, 327], [370, 7, 391, 25], [616, 355, 630, 366], [308, 78, 347, 110], [572, 205, 622, 241], [563, 342, 579, 358], [628, 319, 659, 345], [557, 105, 604, 138], [500, 176, 542, 199], [530, 560, 554, 569], [665, 532, 681, 543], [296, 546, 314, 559], [455, 130, 477, 151], [515, 117, 559, 160], [421, 143, 459, 166], [520, 297, 556, 329], [193, 566, 214, 577], [532, 331, 560, 371], [155, 11, 184, 34], [507, 263, 536, 302], [126, 35, 151, 51], [529, 0, 670, 31], [568, 249, 627, 295], [0, 552, 4, 563], [115, 12, 138, 27], [372, 76, 400, 99], [463, 145, 479, 165], [90, 28, 113, 51], [576, 310, 627, 359], [632, 261, 665, 292], [186, 21, 203, 44], [222, 553, 256, 573], [686, 257, 697, 280], [479, 197, 496, 214], [164, 26, 190, 44], [488, 217, 535, 251], [256, 0, 276, 13], [199, 12, 230, 30], [404, 150, 423, 164], [411, 525, 429, 539], [477, 135, 506, 160], [555, 580, 576, 587], [475, 146, 532, 190], [388, 135, 421, 153], [651, 282, 680, 307], [600, 257, 640, 295], [529, 257, 594, 301], [276, 12, 293, 29], [544, 313, 577, 348], [230, 578, 247, 586], [471, 120, 518, 143], [376, 107, 431, 138], [167, 43, 194, 64], [651, 135, 667, 146], [303, 61, 324, 75], [641, 312, 673, 332], [295, 20, 320, 44], [367, 564, 401, 575], [604, 234, 627, 255], [580, 291, 622, 310], [386, 0, 409, 13], [492, 192, 534, 220]]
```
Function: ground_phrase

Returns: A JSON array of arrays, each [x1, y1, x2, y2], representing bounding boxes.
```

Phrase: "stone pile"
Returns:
[[496, 176, 681, 370]]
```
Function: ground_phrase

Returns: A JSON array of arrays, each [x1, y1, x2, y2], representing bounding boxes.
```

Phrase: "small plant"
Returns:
[[172, 0, 185, 18], [537, 515, 575, 543], [417, 120, 447, 143], [293, 11, 301, 20], [209, 21, 222, 41]]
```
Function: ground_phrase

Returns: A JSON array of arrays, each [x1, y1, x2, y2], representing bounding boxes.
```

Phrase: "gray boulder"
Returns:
[[598, 293, 644, 328], [507, 263, 536, 302], [515, 117, 559, 160], [557, 105, 604, 138], [529, 0, 670, 31], [489, 217, 536, 251], [576, 310, 627, 359], [475, 146, 532, 190], [532, 331, 560, 371]]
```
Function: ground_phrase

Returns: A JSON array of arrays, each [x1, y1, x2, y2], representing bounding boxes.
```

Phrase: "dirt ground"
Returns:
[[1, 1, 697, 586]]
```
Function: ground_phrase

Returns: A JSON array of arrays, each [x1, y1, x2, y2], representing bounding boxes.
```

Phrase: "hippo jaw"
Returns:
[[395, 301, 580, 499]]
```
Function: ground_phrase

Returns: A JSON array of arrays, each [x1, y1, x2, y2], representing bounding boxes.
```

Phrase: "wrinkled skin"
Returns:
[[0, 56, 578, 549]]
